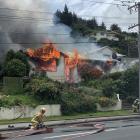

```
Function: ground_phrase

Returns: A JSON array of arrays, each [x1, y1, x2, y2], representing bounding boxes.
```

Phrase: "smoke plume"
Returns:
[[0, 0, 99, 61]]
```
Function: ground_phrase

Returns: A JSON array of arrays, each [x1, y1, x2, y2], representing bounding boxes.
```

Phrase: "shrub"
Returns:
[[100, 79, 117, 98], [98, 97, 117, 107], [25, 78, 61, 104], [4, 59, 26, 77], [0, 96, 23, 108], [106, 72, 122, 80], [61, 92, 97, 115]]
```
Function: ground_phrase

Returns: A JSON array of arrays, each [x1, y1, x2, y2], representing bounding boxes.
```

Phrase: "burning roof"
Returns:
[[26, 42, 60, 61], [26, 42, 61, 72]]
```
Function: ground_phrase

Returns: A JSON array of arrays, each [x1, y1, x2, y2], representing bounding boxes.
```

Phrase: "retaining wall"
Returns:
[[0, 105, 61, 120]]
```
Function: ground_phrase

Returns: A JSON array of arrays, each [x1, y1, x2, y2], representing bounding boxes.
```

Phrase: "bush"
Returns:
[[4, 50, 30, 76], [98, 97, 117, 107], [25, 78, 61, 104], [106, 72, 122, 80], [61, 92, 97, 115], [3, 77, 24, 95], [99, 79, 117, 98], [4, 59, 26, 77], [0, 96, 23, 108]]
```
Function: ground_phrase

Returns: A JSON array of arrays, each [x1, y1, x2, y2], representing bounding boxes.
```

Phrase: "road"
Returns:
[[8, 118, 140, 140]]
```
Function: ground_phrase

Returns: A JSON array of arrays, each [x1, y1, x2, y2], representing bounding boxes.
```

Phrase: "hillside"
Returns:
[[55, 5, 138, 57]]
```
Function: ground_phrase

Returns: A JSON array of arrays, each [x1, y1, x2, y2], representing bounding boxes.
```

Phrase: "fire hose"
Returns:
[[63, 123, 105, 140]]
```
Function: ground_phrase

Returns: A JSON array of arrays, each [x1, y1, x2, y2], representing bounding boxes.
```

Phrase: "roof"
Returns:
[[88, 46, 125, 57]]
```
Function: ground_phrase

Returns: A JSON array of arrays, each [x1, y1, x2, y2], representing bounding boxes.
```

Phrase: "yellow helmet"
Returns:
[[40, 107, 46, 114]]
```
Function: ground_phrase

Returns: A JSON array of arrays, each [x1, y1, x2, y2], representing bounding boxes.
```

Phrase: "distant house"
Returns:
[[86, 46, 125, 61], [89, 31, 119, 41]]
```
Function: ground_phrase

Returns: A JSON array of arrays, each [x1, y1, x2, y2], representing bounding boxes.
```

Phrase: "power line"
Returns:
[[0, 13, 137, 21], [89, 0, 125, 6], [0, 0, 132, 14], [82, 15, 137, 19], [0, 16, 135, 27], [103, 22, 136, 25], [0, 15, 136, 25], [0, 7, 52, 14], [0, 14, 54, 21], [0, 42, 98, 45], [0, 1, 124, 14], [1, 32, 71, 36], [0, 15, 54, 23]]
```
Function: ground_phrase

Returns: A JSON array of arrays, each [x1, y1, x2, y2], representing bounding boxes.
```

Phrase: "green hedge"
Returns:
[[61, 92, 97, 115], [3, 77, 24, 94]]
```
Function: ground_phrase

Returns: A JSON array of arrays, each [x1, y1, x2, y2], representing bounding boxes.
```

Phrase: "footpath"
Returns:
[[0, 114, 140, 131]]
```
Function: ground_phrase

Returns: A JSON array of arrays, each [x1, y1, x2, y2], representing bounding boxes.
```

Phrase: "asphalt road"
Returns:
[[8, 119, 140, 140]]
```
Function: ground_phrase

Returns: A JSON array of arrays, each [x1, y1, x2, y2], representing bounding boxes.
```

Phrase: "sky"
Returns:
[[47, 0, 139, 31]]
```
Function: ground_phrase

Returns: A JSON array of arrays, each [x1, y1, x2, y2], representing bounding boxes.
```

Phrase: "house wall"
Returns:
[[47, 56, 65, 82]]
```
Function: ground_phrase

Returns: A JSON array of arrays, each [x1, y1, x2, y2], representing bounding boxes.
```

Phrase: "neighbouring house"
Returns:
[[85, 46, 125, 62], [79, 46, 125, 75], [89, 31, 119, 41]]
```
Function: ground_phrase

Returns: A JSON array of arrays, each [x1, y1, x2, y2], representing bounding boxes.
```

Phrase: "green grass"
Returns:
[[0, 110, 132, 125]]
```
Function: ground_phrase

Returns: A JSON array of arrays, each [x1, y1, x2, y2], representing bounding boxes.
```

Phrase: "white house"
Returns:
[[90, 31, 119, 41], [86, 46, 125, 61]]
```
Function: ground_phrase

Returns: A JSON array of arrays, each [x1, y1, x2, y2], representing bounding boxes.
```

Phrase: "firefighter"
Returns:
[[31, 107, 47, 129], [132, 99, 140, 113]]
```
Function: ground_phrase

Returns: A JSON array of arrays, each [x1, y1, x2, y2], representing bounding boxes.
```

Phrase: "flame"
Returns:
[[64, 49, 79, 82], [26, 41, 60, 72], [26, 42, 60, 61]]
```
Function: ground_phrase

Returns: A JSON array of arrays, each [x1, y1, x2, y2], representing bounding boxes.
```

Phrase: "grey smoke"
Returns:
[[0, 0, 100, 60]]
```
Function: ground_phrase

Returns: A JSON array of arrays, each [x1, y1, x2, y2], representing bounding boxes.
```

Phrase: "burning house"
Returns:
[[26, 42, 124, 83], [26, 41, 79, 83]]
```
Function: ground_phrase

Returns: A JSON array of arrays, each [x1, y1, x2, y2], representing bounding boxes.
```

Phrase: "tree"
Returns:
[[5, 50, 15, 63], [64, 4, 69, 13], [87, 18, 98, 29], [72, 13, 78, 24], [14, 51, 30, 75], [5, 59, 26, 77], [59, 4, 73, 26], [120, 65, 138, 99], [101, 22, 106, 30], [4, 50, 30, 76], [110, 24, 121, 33]]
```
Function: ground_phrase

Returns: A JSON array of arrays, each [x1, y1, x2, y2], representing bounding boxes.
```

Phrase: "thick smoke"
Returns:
[[0, 0, 100, 61]]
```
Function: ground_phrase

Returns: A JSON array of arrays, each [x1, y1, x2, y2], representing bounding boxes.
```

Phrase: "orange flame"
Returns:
[[26, 41, 61, 72], [64, 49, 79, 82], [26, 42, 60, 61]]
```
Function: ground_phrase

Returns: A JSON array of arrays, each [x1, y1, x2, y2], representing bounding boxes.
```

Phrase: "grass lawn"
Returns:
[[0, 110, 132, 125]]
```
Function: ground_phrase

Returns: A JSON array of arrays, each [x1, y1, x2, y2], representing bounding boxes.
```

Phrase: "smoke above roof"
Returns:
[[0, 0, 101, 61]]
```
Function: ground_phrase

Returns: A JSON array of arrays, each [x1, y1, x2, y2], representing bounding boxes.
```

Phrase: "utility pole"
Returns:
[[128, 2, 140, 112]]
